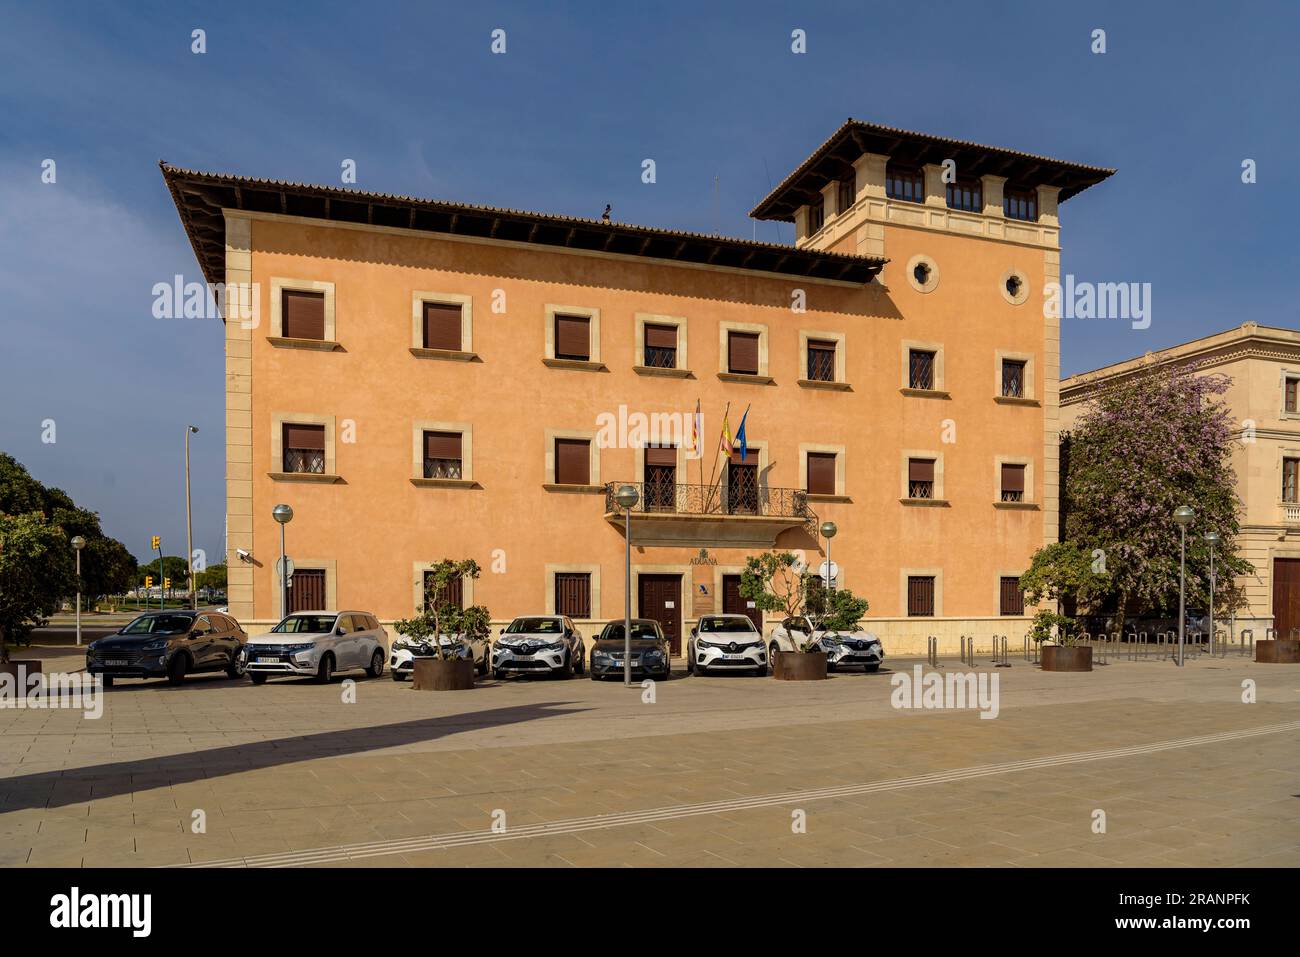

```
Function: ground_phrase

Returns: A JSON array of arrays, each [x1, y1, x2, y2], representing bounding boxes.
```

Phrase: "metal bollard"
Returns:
[[1126, 631, 1138, 661], [927, 635, 940, 668], [995, 635, 1010, 668], [1241, 628, 1253, 658]]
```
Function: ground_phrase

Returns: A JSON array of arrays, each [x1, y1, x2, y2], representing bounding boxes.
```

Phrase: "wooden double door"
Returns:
[[638, 574, 682, 654], [1274, 558, 1300, 638], [722, 574, 763, 633]]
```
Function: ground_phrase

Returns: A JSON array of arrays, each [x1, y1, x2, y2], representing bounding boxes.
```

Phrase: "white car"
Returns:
[[244, 610, 387, 684], [769, 615, 884, 672], [492, 616, 585, 678], [389, 631, 490, 681], [688, 614, 767, 676]]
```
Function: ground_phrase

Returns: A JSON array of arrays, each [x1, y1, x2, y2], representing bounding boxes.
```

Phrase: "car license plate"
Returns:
[[257, 656, 279, 663], [723, 654, 745, 660], [105, 659, 128, 667]]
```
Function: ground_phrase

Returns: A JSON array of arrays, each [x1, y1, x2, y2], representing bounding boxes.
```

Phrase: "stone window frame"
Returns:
[[799, 442, 848, 500], [544, 303, 602, 367], [410, 290, 474, 357], [544, 427, 601, 491], [410, 420, 476, 488], [274, 558, 337, 621], [269, 277, 337, 344], [633, 312, 690, 375], [544, 564, 602, 620], [900, 568, 943, 618], [270, 412, 338, 481], [900, 448, 945, 504], [411, 561, 476, 616]]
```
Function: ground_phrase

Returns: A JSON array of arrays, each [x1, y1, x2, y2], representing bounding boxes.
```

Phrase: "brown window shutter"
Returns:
[[908, 458, 935, 483], [907, 576, 935, 617], [807, 340, 836, 381], [554, 438, 590, 485], [644, 323, 677, 349], [1001, 464, 1026, 493], [1288, 378, 1299, 413], [1000, 576, 1025, 616], [1284, 458, 1299, 502], [283, 424, 325, 450], [645, 445, 677, 467], [554, 573, 591, 618], [727, 331, 759, 374], [424, 572, 464, 611], [554, 314, 590, 360], [807, 452, 836, 495], [282, 290, 325, 340], [424, 431, 462, 461], [422, 302, 462, 351]]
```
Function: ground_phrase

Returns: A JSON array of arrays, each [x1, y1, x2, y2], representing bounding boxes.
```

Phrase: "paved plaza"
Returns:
[[1, 642, 1297, 868]]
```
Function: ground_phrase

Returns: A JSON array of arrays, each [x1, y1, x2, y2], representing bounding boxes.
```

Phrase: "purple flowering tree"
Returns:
[[1039, 362, 1250, 629]]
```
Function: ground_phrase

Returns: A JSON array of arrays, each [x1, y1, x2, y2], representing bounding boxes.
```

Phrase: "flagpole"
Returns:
[[705, 401, 731, 493]]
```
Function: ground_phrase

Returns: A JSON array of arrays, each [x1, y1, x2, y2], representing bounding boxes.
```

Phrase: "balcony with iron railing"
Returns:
[[603, 481, 817, 547]]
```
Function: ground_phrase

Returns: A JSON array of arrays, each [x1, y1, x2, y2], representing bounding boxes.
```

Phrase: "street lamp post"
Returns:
[[185, 425, 199, 609], [71, 536, 86, 647], [272, 504, 294, 619], [1173, 506, 1194, 667], [819, 521, 838, 617], [1205, 530, 1220, 654], [614, 484, 640, 687]]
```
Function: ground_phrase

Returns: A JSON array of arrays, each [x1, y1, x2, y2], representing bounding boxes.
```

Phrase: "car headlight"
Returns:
[[644, 649, 663, 660], [142, 639, 168, 652], [540, 642, 564, 652]]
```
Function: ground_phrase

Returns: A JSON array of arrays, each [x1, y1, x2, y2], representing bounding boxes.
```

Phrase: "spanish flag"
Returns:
[[719, 410, 733, 454]]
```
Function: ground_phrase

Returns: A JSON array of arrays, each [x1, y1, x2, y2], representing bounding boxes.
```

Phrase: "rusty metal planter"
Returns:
[[411, 657, 475, 691], [1040, 645, 1093, 672], [1255, 639, 1300, 664], [773, 651, 827, 681]]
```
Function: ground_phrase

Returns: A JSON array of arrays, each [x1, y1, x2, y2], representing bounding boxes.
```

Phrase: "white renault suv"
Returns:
[[492, 616, 585, 678], [244, 610, 387, 684], [688, 614, 767, 676], [769, 614, 884, 672], [389, 630, 490, 681]]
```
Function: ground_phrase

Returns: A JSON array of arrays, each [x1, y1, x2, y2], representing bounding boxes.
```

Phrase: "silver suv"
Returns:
[[244, 611, 387, 684]]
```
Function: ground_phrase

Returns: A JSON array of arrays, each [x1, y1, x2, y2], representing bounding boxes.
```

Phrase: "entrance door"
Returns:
[[722, 574, 762, 634], [289, 568, 326, 613], [639, 574, 682, 655], [1274, 558, 1300, 638]]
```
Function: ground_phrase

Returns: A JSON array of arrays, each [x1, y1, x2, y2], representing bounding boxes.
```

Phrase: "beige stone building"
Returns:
[[162, 120, 1113, 654], [1060, 323, 1300, 638]]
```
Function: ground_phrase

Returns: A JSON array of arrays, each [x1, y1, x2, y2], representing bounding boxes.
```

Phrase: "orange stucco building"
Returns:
[[163, 120, 1113, 653]]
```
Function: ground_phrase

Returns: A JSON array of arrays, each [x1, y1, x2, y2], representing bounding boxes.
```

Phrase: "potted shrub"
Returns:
[[0, 513, 72, 681], [1028, 609, 1093, 672], [393, 559, 489, 691], [739, 551, 833, 681]]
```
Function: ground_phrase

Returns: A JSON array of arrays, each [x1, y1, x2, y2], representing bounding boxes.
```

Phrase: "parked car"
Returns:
[[389, 630, 490, 681], [85, 610, 247, 686], [1081, 609, 1211, 639], [688, 614, 767, 676], [769, 615, 884, 672], [590, 618, 671, 680], [244, 611, 387, 684], [492, 616, 585, 678]]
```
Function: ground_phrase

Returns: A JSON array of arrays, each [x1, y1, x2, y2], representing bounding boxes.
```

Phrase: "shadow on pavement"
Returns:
[[0, 700, 588, 814]]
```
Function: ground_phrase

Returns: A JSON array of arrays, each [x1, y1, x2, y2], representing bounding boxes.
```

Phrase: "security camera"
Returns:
[[236, 548, 251, 562]]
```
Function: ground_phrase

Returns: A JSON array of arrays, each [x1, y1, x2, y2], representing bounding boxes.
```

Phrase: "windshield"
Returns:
[[699, 616, 756, 633], [121, 614, 195, 635], [505, 617, 563, 634], [272, 614, 337, 634], [600, 622, 660, 641]]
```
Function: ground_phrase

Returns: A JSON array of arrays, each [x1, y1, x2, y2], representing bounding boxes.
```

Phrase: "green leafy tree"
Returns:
[[393, 559, 489, 660], [1033, 363, 1250, 628], [0, 513, 75, 663], [199, 561, 228, 592], [1019, 541, 1110, 617], [803, 575, 870, 632]]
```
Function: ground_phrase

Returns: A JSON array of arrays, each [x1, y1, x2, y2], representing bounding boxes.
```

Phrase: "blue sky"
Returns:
[[1, 0, 1296, 563]]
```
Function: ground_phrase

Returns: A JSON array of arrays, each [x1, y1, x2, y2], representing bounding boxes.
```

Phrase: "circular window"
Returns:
[[906, 254, 939, 294], [1000, 269, 1029, 305]]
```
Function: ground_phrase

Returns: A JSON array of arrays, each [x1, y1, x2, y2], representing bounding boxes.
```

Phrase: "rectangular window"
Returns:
[[423, 430, 463, 479], [807, 452, 837, 496], [643, 323, 678, 369], [554, 438, 591, 486], [837, 175, 855, 213], [1000, 576, 1025, 616], [553, 313, 591, 361], [1001, 463, 1026, 502], [282, 290, 325, 340], [644, 445, 677, 511], [808, 197, 825, 233], [885, 164, 924, 203], [1003, 187, 1038, 222], [554, 573, 592, 618], [727, 459, 758, 515], [908, 458, 935, 499], [907, 576, 935, 617], [727, 331, 760, 375], [423, 571, 464, 612], [946, 178, 983, 213], [807, 339, 836, 382], [1286, 377, 1298, 414], [282, 424, 325, 473], [909, 349, 935, 390], [1284, 458, 1300, 503], [1002, 359, 1026, 398], [422, 301, 463, 351]]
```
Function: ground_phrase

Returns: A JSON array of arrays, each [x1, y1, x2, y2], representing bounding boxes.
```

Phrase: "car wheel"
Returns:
[[476, 650, 488, 677], [827, 660, 837, 674], [556, 653, 573, 680], [101, 675, 114, 688], [316, 654, 334, 684], [574, 651, 585, 677], [695, 663, 707, 677], [366, 649, 384, 678], [754, 662, 767, 677], [391, 670, 405, 682], [686, 653, 694, 675], [249, 672, 268, 685], [166, 654, 189, 685], [226, 651, 246, 679]]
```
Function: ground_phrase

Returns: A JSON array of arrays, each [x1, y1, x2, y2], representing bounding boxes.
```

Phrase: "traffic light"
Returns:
[[145, 576, 153, 588], [164, 578, 171, 589], [151, 535, 160, 551]]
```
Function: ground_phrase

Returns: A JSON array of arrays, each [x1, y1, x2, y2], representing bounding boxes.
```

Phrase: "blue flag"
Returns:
[[735, 408, 749, 461]]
